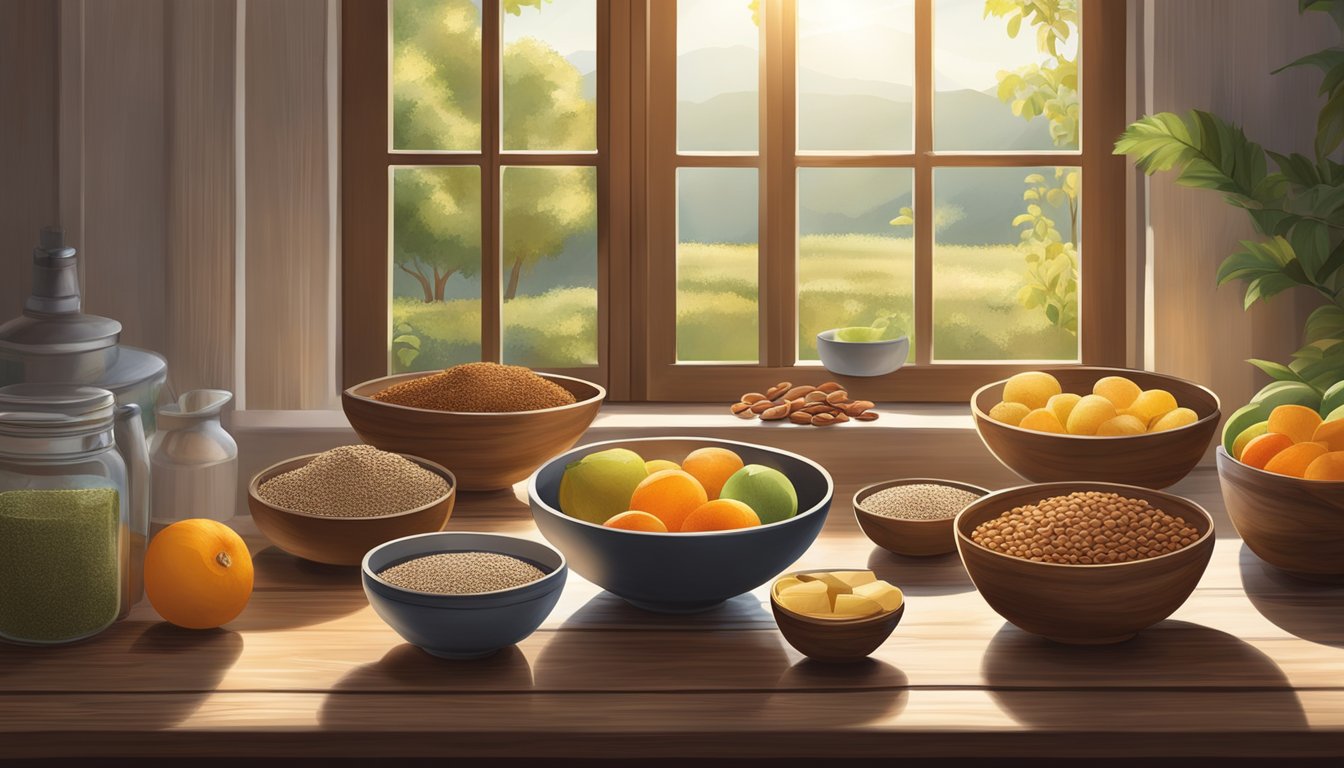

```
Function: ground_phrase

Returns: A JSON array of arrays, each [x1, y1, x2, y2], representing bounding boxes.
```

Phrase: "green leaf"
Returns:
[[391, 334, 421, 350], [1247, 358, 1303, 382], [1305, 304, 1344, 343], [1007, 12, 1022, 38], [1267, 150, 1323, 187], [1318, 86, 1344, 159], [1244, 273, 1301, 309], [1011, 213, 1034, 227], [1289, 219, 1330, 278]]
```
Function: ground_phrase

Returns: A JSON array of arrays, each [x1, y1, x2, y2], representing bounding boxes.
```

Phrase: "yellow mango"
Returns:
[[1093, 376, 1142, 409], [1122, 389, 1178, 424], [1096, 414, 1147, 436], [1020, 408, 1066, 434], [778, 591, 832, 617], [1066, 394, 1118, 436], [797, 571, 851, 595], [772, 576, 803, 595], [1003, 371, 1062, 410], [989, 401, 1031, 426], [1150, 407, 1198, 433], [831, 593, 882, 619], [853, 580, 904, 612], [1046, 393, 1082, 426], [830, 570, 877, 589]]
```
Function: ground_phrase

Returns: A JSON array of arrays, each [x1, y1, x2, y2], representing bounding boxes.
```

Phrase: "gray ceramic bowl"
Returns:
[[361, 531, 567, 659], [816, 329, 909, 377], [528, 437, 833, 613]]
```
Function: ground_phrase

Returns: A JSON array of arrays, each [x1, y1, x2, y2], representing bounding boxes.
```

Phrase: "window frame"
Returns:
[[343, 0, 1126, 403]]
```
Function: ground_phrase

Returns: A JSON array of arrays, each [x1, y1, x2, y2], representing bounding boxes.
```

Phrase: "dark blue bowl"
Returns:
[[361, 532, 567, 659], [528, 437, 832, 613]]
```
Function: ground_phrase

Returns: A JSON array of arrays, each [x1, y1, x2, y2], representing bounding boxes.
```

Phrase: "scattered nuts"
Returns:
[[805, 391, 829, 404], [832, 412, 850, 423], [844, 400, 875, 417], [789, 411, 813, 425], [811, 412, 837, 426], [761, 403, 790, 421], [731, 382, 876, 426], [765, 382, 792, 400], [730, 402, 752, 417], [741, 392, 767, 404], [825, 390, 849, 405], [750, 400, 774, 414], [783, 385, 816, 401], [817, 381, 843, 393], [787, 398, 807, 413], [802, 403, 834, 415], [856, 411, 880, 421]]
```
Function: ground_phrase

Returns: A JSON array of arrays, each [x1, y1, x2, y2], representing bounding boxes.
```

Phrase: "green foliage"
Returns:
[[1116, 3, 1344, 399], [984, 0, 1079, 149], [391, 0, 595, 304], [1013, 168, 1079, 334], [888, 205, 966, 231]]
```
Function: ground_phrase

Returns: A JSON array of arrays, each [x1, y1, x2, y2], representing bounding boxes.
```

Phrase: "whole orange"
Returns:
[[629, 469, 708, 532], [145, 519, 254, 629], [681, 447, 745, 499]]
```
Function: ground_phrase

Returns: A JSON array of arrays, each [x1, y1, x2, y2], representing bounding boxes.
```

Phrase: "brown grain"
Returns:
[[372, 362, 575, 412]]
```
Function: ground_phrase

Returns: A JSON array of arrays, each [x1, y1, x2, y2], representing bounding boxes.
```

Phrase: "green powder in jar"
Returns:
[[0, 488, 121, 643]]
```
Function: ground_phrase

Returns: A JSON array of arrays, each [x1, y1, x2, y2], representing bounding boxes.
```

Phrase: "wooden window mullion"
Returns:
[[913, 0, 934, 367], [480, 0, 502, 363]]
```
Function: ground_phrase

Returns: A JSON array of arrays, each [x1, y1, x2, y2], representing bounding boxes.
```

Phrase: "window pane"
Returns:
[[797, 0, 915, 152], [798, 168, 914, 361], [933, 166, 1081, 362], [391, 0, 482, 152], [502, 0, 597, 151], [501, 166, 598, 367], [390, 166, 483, 372], [677, 0, 759, 152], [933, 0, 1080, 151], [677, 168, 759, 362]]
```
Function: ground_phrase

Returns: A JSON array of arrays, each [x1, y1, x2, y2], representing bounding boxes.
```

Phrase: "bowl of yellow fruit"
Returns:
[[971, 367, 1220, 489], [1216, 383, 1344, 579], [528, 437, 832, 613], [770, 570, 905, 663]]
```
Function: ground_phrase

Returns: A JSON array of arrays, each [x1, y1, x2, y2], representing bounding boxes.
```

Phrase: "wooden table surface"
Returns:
[[4, 422, 1344, 761]]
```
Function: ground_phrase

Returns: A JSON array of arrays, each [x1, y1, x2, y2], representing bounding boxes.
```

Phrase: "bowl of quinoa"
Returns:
[[954, 481, 1215, 644], [854, 478, 990, 557], [247, 445, 457, 565], [362, 531, 567, 659], [342, 363, 605, 491]]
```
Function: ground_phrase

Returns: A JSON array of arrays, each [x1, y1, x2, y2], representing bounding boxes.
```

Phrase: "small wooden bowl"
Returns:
[[769, 571, 905, 663], [955, 482, 1215, 644], [342, 372, 604, 491], [248, 453, 456, 566], [1217, 447, 1344, 581], [854, 478, 990, 557], [971, 367, 1220, 489]]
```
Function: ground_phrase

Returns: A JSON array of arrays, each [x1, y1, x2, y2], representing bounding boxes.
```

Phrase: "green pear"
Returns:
[[1321, 380, 1344, 419], [719, 464, 798, 525], [558, 448, 648, 525]]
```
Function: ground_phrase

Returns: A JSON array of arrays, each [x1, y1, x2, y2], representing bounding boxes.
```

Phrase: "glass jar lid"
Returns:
[[0, 384, 116, 437]]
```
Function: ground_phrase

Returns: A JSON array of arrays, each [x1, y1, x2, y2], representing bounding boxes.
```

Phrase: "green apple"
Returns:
[[719, 464, 798, 525], [1221, 402, 1269, 455], [1321, 380, 1344, 419], [1327, 403, 1344, 423], [558, 448, 648, 525], [835, 326, 886, 342], [1230, 420, 1269, 461]]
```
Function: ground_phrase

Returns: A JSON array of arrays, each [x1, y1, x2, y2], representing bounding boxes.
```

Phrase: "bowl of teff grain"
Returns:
[[854, 478, 989, 557], [955, 482, 1214, 644], [248, 445, 456, 566], [362, 531, 567, 659], [342, 362, 605, 491], [971, 367, 1220, 489]]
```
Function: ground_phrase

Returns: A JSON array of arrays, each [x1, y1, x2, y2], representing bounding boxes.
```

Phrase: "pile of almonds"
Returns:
[[730, 381, 877, 427]]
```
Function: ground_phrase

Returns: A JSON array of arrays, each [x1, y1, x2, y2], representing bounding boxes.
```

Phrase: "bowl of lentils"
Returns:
[[248, 445, 456, 565], [362, 531, 567, 659], [854, 478, 989, 557], [955, 481, 1215, 645]]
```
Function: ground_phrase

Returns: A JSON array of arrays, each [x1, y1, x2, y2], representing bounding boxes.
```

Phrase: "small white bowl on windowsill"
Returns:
[[816, 329, 909, 378]]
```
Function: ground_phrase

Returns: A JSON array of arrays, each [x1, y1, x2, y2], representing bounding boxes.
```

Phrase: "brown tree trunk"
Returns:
[[504, 257, 524, 301], [433, 266, 457, 302], [397, 261, 433, 303]]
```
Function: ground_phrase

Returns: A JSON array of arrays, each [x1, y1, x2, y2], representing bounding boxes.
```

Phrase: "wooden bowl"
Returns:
[[1217, 447, 1344, 581], [248, 453, 456, 566], [342, 372, 604, 491], [971, 367, 1220, 489], [955, 482, 1215, 644], [853, 478, 990, 557], [769, 571, 905, 663]]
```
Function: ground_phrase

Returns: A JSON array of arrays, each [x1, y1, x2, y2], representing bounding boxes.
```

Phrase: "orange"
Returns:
[[1263, 441, 1329, 478], [1019, 408, 1066, 433], [680, 499, 761, 532], [1304, 451, 1344, 481], [145, 519, 253, 629], [680, 447, 744, 499], [628, 469, 708, 532], [1311, 418, 1344, 452], [603, 510, 669, 532], [1267, 404, 1323, 444], [1239, 432, 1295, 470]]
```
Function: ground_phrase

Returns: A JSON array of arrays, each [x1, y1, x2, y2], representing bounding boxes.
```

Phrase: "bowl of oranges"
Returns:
[[971, 367, 1220, 489], [527, 437, 833, 613], [1217, 386, 1344, 580]]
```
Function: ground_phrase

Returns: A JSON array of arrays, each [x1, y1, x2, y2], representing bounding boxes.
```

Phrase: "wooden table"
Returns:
[[3, 422, 1344, 762]]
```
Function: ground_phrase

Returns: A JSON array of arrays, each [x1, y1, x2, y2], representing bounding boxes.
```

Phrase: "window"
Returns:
[[344, 0, 1125, 401]]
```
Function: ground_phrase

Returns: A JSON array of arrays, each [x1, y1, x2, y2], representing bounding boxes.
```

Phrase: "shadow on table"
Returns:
[[866, 547, 976, 596], [231, 546, 369, 631], [765, 658, 910, 726], [981, 620, 1307, 730], [1240, 543, 1344, 648], [0, 621, 243, 728]]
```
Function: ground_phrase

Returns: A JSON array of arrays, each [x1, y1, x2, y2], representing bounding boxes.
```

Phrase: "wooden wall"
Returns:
[[1148, 1, 1336, 411]]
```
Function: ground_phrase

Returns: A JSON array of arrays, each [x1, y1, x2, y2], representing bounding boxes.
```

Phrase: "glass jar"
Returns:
[[0, 385, 148, 645], [151, 389, 238, 525]]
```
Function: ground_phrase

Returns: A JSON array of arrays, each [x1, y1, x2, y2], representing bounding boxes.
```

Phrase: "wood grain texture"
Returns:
[[0, 0, 59, 318], [246, 453, 457, 566], [342, 372, 605, 490], [245, 0, 333, 409], [1149, 1, 1335, 417], [165, 0, 236, 395], [971, 367, 1220, 488], [955, 481, 1215, 644], [1217, 447, 1344, 580], [854, 478, 989, 557]]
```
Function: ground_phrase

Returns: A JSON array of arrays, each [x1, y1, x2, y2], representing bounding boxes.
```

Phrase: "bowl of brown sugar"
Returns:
[[343, 363, 605, 491], [955, 482, 1215, 644], [248, 445, 457, 565]]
